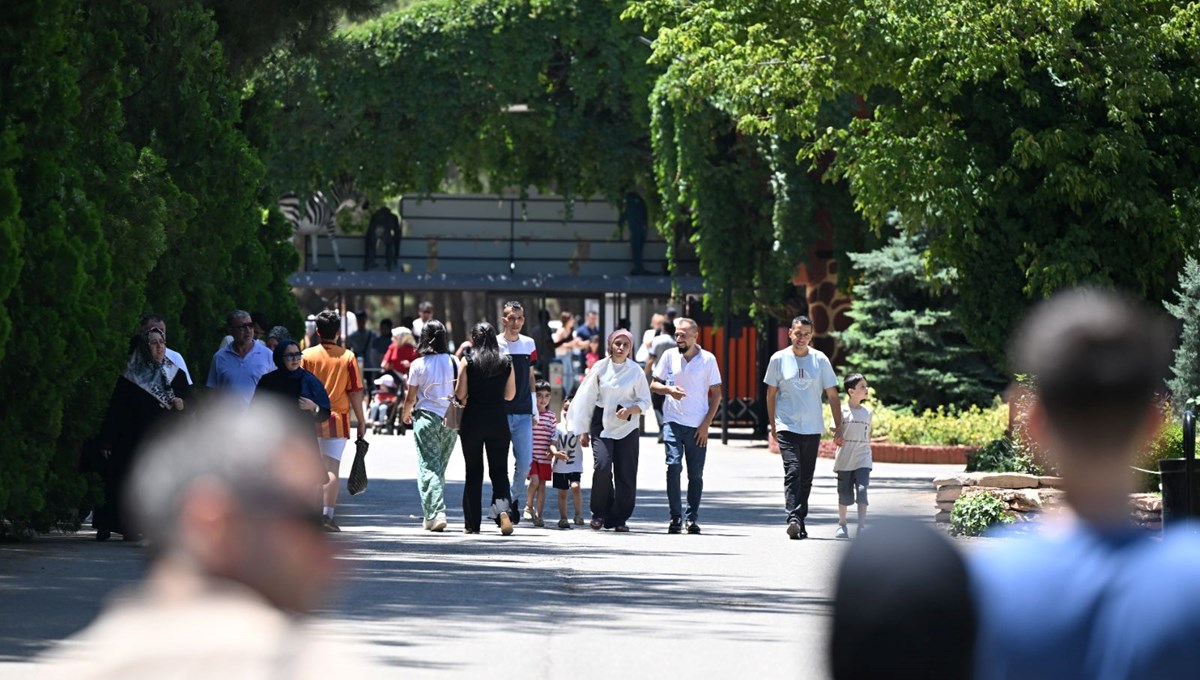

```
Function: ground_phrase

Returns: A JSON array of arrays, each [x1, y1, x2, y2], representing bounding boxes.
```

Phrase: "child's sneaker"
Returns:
[[557, 518, 571, 529], [533, 516, 545, 528], [834, 524, 849, 539], [523, 506, 536, 523], [574, 515, 584, 526]]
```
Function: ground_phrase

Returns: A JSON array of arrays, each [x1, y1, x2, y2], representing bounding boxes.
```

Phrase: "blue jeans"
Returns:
[[664, 422, 707, 522], [507, 413, 533, 504]]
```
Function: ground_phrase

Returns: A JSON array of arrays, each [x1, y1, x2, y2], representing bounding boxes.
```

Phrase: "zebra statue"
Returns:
[[278, 183, 367, 271]]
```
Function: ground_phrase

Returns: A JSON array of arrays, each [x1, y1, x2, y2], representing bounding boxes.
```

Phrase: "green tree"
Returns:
[[1166, 255, 1200, 409], [841, 234, 1007, 411], [629, 0, 1200, 358]]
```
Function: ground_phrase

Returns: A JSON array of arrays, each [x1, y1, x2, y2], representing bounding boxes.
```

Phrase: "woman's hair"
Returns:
[[417, 320, 450, 356], [393, 327, 416, 347], [469, 322, 509, 377]]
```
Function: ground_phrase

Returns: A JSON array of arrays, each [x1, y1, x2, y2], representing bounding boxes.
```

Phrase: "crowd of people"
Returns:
[[71, 287, 1200, 679]]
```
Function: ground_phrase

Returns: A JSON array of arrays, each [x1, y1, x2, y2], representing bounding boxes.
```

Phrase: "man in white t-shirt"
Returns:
[[635, 313, 665, 364], [650, 317, 722, 535], [764, 315, 843, 540], [140, 314, 192, 385]]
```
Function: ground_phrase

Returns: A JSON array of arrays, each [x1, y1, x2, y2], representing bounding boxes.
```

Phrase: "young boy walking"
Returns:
[[524, 380, 556, 527], [833, 374, 872, 538], [550, 398, 585, 528]]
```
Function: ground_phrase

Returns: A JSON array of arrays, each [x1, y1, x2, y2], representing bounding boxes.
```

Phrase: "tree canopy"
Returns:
[[628, 0, 1200, 359]]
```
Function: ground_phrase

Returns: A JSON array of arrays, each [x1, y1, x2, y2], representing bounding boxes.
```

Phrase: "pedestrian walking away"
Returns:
[[650, 317, 722, 535], [456, 322, 518, 535], [570, 329, 651, 532], [302, 310, 367, 532], [764, 315, 843, 540], [402, 320, 460, 532], [498, 301, 538, 522]]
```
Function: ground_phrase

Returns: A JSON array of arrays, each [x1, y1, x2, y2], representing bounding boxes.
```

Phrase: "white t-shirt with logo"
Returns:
[[652, 345, 722, 428], [552, 423, 583, 474]]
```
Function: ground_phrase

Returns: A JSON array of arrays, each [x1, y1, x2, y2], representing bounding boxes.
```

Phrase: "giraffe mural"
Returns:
[[791, 208, 853, 365]]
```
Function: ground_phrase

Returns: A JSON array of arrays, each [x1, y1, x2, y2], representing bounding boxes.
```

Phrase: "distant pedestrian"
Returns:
[[644, 320, 676, 442], [253, 339, 331, 456], [207, 310, 275, 404], [523, 380, 557, 526], [570, 329, 651, 532], [764, 315, 844, 540], [381, 326, 418, 379], [411, 300, 434, 340], [651, 317, 722, 535], [455, 322, 518, 535], [833, 374, 872, 539], [402, 320, 460, 532], [139, 314, 192, 386], [498, 301, 539, 521], [302, 311, 367, 532], [550, 398, 585, 528]]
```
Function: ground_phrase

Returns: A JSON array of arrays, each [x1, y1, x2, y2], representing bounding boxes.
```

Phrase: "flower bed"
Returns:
[[818, 441, 977, 464]]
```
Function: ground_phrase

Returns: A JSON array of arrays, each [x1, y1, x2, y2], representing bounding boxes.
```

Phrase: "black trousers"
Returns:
[[460, 428, 511, 531], [590, 407, 641, 528], [777, 431, 820, 524]]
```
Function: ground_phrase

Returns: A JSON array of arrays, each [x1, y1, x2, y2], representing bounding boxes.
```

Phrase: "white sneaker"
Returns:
[[834, 524, 849, 539], [430, 513, 447, 532], [523, 506, 536, 522], [422, 518, 431, 531]]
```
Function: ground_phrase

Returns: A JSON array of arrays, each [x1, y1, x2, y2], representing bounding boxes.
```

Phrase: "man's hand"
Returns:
[[171, 397, 185, 411], [357, 422, 367, 439], [696, 421, 710, 447], [833, 426, 845, 447], [402, 410, 413, 425], [579, 433, 590, 448], [666, 385, 687, 401]]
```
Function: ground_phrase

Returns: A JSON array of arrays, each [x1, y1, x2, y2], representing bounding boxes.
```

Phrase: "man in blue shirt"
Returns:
[[971, 288, 1200, 680], [206, 309, 274, 404], [764, 315, 843, 539]]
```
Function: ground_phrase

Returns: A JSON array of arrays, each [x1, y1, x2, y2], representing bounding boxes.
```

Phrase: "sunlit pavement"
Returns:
[[0, 427, 958, 679]]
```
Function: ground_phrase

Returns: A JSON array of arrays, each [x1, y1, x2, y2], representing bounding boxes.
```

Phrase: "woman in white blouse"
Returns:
[[402, 320, 459, 532], [570, 329, 651, 532]]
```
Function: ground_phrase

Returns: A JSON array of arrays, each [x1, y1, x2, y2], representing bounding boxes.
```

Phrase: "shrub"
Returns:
[[951, 491, 1014, 537], [967, 436, 1043, 475], [872, 400, 1008, 447], [1134, 419, 1184, 494]]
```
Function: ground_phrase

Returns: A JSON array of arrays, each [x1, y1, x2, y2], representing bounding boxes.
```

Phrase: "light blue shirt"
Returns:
[[206, 342, 275, 403], [763, 347, 837, 435]]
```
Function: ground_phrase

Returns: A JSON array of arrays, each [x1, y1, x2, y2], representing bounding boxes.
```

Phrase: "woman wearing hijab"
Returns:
[[402, 320, 459, 532], [570, 329, 651, 532], [95, 328, 192, 541], [254, 338, 332, 432], [455, 322, 517, 535]]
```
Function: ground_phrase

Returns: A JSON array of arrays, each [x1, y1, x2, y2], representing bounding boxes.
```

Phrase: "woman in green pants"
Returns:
[[402, 320, 460, 531]]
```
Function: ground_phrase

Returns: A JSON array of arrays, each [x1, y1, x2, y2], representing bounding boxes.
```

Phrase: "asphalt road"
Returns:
[[0, 428, 959, 679]]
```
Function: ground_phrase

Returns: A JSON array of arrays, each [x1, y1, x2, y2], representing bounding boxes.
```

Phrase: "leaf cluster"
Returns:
[[951, 490, 1015, 537]]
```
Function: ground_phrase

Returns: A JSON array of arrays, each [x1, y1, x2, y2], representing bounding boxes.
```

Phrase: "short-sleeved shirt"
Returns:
[[971, 525, 1200, 679], [833, 404, 872, 471], [648, 333, 675, 360], [653, 345, 722, 428], [206, 342, 275, 404], [763, 347, 837, 435], [552, 424, 583, 474], [407, 353, 457, 418], [302, 342, 363, 439], [498, 334, 537, 415], [532, 410, 558, 463]]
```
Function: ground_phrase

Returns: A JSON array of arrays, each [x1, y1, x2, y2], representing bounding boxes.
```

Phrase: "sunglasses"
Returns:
[[234, 323, 255, 330], [283, 352, 304, 360]]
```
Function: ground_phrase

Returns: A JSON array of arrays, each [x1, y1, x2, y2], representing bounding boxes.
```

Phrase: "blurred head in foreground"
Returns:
[[1010, 287, 1172, 525], [129, 396, 335, 613], [830, 519, 976, 680]]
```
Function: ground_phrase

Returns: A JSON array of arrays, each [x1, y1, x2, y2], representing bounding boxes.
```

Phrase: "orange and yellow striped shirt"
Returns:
[[302, 342, 363, 439]]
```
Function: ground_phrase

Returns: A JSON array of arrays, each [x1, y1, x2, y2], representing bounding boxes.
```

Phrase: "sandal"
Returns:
[[614, 526, 630, 533], [589, 518, 603, 531]]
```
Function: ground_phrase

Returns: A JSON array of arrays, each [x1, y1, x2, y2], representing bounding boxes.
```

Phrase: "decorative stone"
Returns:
[[936, 501, 956, 512], [933, 474, 978, 488], [1038, 488, 1067, 507], [934, 510, 952, 523], [936, 486, 963, 502], [1005, 489, 1043, 512], [1130, 509, 1161, 523], [1038, 476, 1064, 488], [975, 473, 1041, 489], [1130, 494, 1163, 513]]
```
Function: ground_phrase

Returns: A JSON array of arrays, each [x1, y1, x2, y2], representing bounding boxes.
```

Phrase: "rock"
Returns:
[[934, 510, 952, 523], [936, 486, 963, 502], [1038, 476, 1064, 488], [1130, 494, 1162, 513], [975, 473, 1041, 489], [936, 501, 956, 512], [1007, 489, 1042, 512], [933, 474, 978, 488], [1130, 509, 1161, 523], [1038, 488, 1067, 507]]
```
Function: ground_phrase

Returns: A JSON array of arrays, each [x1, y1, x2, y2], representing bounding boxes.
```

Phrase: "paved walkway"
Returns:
[[0, 430, 958, 679]]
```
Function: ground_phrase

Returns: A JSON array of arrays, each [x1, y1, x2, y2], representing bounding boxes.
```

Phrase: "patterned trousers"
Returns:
[[413, 409, 459, 520]]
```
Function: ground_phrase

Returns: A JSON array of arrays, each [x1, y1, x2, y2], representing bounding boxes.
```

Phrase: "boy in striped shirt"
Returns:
[[523, 380, 557, 527]]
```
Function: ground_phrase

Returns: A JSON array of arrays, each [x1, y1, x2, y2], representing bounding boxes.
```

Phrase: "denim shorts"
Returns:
[[837, 468, 871, 506]]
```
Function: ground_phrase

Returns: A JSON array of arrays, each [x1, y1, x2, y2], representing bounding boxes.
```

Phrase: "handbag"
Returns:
[[440, 354, 464, 430], [347, 437, 369, 495]]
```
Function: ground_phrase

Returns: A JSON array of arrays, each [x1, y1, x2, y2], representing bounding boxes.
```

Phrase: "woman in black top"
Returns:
[[96, 329, 192, 541], [254, 339, 332, 439], [455, 322, 517, 534]]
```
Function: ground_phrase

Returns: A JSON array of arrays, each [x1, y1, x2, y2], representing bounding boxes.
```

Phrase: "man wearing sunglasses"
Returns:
[[39, 398, 385, 677], [206, 310, 275, 404]]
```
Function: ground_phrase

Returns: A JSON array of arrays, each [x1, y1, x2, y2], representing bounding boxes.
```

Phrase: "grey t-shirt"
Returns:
[[649, 333, 676, 361], [833, 404, 873, 471], [763, 347, 838, 435]]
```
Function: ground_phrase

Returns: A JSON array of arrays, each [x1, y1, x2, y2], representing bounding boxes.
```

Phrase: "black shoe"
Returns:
[[323, 517, 341, 533], [668, 517, 683, 534], [787, 521, 807, 540], [96, 530, 111, 542], [686, 522, 701, 535]]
